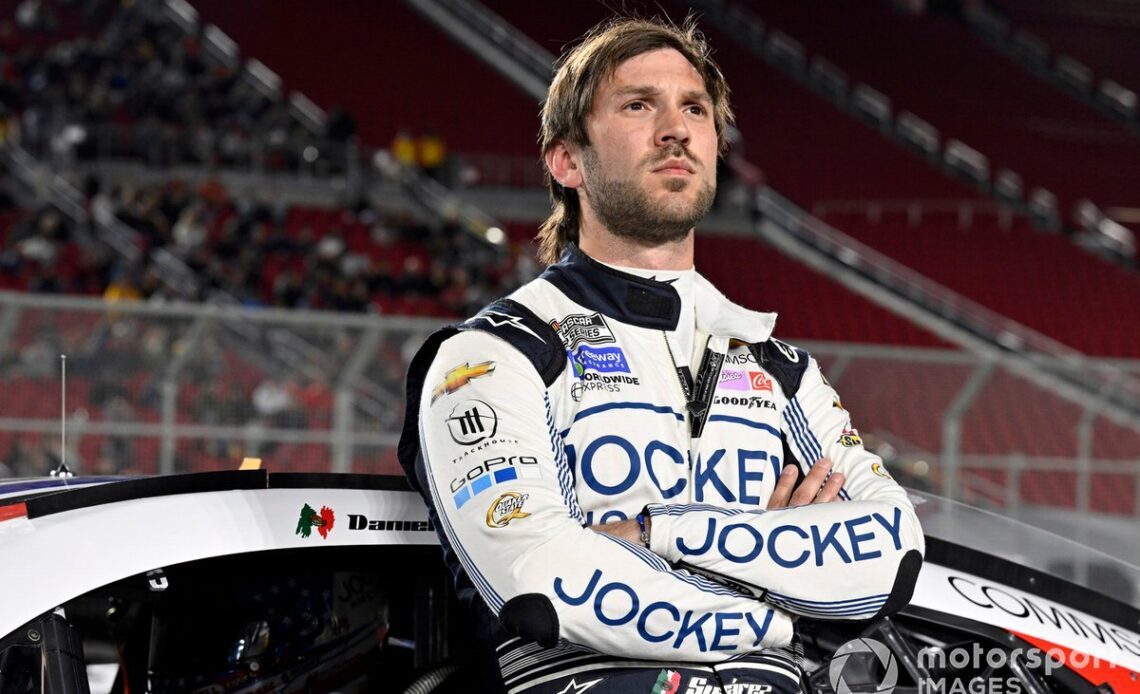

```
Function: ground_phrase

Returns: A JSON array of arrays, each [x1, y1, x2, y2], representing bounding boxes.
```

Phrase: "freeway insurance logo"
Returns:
[[296, 503, 336, 540]]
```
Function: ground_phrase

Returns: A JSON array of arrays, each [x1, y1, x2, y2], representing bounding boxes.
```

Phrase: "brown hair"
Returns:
[[535, 15, 734, 264]]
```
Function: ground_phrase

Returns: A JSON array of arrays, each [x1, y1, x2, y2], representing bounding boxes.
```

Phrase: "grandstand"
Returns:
[[1, 0, 1138, 563]]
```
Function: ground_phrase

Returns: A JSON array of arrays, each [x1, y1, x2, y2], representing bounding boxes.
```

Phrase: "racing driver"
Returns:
[[399, 15, 925, 694]]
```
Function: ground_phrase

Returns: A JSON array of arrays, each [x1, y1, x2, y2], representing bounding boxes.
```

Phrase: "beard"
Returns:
[[581, 145, 716, 245]]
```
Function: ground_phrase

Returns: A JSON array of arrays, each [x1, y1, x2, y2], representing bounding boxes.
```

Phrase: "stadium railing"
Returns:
[[0, 291, 1135, 516]]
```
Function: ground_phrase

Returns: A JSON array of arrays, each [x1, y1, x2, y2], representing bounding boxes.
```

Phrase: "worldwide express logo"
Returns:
[[296, 503, 335, 539]]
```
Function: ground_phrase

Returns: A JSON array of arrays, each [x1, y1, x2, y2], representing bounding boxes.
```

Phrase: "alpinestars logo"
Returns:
[[470, 310, 542, 340], [296, 503, 335, 539]]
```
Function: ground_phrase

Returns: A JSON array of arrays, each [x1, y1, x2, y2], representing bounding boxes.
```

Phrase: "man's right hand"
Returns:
[[766, 459, 844, 509]]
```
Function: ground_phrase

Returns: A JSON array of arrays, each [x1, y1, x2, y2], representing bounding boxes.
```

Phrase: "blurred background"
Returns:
[[0, 0, 1138, 562]]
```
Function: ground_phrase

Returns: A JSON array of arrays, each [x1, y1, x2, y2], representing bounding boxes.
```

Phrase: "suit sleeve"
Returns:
[[646, 355, 924, 621], [420, 329, 794, 660]]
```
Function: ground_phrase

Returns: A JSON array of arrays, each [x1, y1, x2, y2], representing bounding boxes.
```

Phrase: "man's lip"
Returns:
[[653, 162, 694, 174]]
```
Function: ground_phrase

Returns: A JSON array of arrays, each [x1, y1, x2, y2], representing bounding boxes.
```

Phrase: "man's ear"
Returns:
[[545, 141, 584, 190]]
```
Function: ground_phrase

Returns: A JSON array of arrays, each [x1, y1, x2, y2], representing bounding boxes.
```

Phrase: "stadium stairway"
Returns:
[[978, 0, 1140, 120], [737, 0, 1140, 224]]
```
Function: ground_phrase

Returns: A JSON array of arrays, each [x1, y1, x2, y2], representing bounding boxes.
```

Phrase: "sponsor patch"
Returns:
[[295, 503, 335, 540], [652, 669, 682, 694], [871, 462, 892, 479], [554, 679, 603, 694], [451, 455, 541, 509], [688, 678, 769, 694], [550, 312, 615, 350], [771, 338, 801, 363], [838, 426, 863, 447], [569, 373, 641, 401], [749, 371, 774, 393], [446, 400, 497, 445], [718, 369, 750, 391], [469, 310, 542, 340], [431, 361, 495, 403], [571, 345, 630, 375], [721, 684, 774, 694], [713, 395, 776, 411], [486, 491, 530, 528]]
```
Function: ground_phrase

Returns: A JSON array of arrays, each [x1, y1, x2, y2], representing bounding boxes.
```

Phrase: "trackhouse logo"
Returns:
[[446, 400, 497, 445]]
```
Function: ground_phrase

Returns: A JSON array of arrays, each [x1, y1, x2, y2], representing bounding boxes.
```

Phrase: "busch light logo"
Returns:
[[571, 346, 630, 376]]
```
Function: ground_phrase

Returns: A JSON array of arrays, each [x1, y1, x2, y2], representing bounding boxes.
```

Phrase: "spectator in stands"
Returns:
[[100, 391, 136, 473], [103, 266, 142, 302], [251, 375, 300, 428], [391, 127, 417, 168], [5, 434, 62, 477], [416, 128, 448, 182], [15, 324, 59, 380], [3, 439, 39, 477]]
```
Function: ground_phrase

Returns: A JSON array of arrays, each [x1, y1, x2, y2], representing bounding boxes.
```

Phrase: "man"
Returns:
[[399, 16, 924, 694]]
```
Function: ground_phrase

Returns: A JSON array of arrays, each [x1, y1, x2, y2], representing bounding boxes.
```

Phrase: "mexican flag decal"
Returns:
[[296, 503, 335, 539], [651, 669, 681, 694]]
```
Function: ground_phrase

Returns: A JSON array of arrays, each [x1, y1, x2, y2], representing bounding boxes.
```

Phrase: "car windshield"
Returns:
[[910, 489, 1140, 610]]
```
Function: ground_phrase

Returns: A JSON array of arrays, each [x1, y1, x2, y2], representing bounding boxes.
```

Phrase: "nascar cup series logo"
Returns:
[[550, 312, 615, 350]]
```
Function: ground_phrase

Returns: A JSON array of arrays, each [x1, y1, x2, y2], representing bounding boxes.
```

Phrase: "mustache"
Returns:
[[647, 144, 702, 169]]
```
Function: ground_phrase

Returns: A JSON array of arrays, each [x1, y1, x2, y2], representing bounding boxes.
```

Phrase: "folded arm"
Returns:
[[419, 330, 796, 659], [646, 351, 924, 620]]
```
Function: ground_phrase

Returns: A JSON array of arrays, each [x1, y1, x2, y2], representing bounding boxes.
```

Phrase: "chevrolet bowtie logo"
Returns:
[[431, 361, 496, 403]]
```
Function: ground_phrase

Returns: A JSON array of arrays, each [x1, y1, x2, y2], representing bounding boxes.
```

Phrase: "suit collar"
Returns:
[[539, 244, 776, 341]]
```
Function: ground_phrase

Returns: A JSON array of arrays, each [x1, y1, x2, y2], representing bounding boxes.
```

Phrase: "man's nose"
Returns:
[[655, 107, 691, 147]]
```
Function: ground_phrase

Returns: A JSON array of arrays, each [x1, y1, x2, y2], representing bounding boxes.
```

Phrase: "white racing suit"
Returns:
[[398, 246, 924, 693]]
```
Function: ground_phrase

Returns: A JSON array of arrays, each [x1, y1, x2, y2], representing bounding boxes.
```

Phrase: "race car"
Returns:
[[1, 472, 1137, 693]]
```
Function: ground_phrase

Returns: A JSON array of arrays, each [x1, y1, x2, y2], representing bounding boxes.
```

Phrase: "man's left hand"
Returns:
[[591, 517, 646, 545], [767, 458, 845, 509]]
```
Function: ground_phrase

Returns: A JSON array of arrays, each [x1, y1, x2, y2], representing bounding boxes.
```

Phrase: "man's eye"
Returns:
[[687, 105, 707, 116], [626, 101, 646, 111]]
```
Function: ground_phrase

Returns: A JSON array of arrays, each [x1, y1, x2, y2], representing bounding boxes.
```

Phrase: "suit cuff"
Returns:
[[643, 504, 675, 560]]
